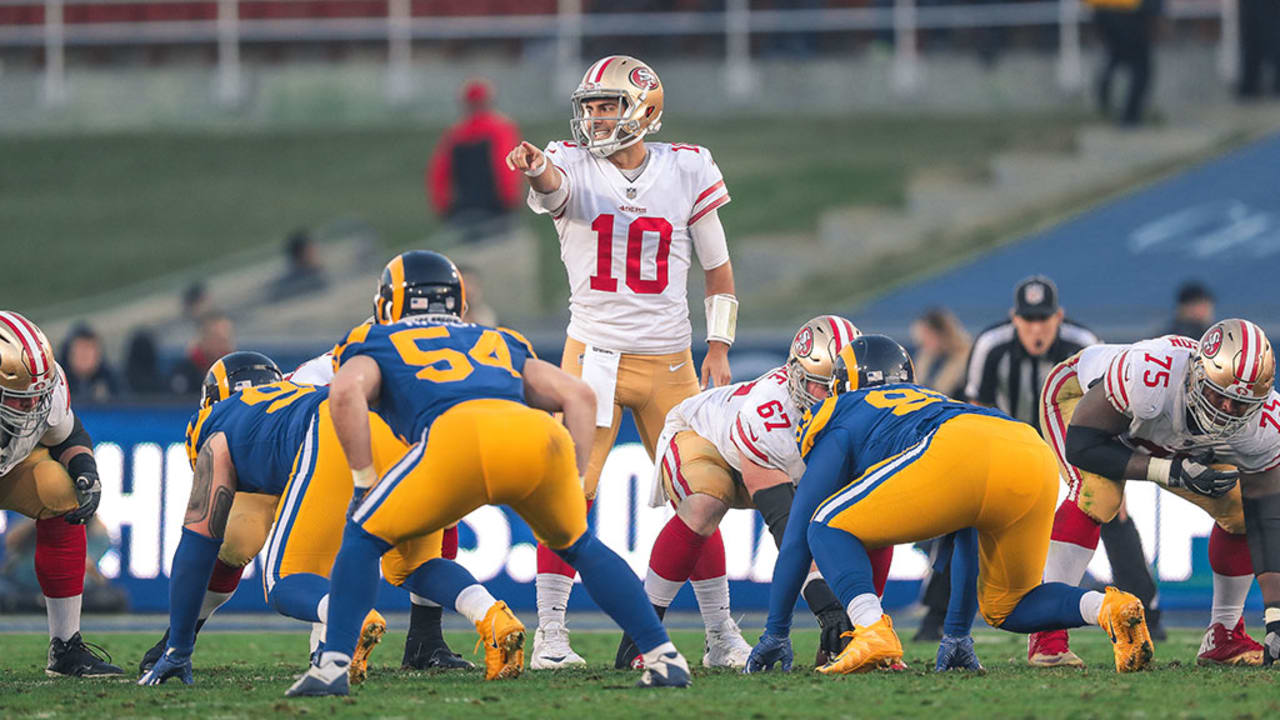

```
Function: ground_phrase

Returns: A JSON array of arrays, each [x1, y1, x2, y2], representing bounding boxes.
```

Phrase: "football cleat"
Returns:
[[530, 622, 586, 669], [614, 633, 644, 670], [286, 657, 349, 697], [816, 614, 903, 675], [935, 634, 984, 672], [1197, 618, 1264, 666], [47, 633, 123, 678], [402, 644, 475, 671], [137, 649, 193, 686], [1097, 586, 1154, 673], [1027, 630, 1085, 668], [348, 609, 386, 684], [636, 649, 692, 688], [702, 617, 753, 669], [474, 601, 525, 681]]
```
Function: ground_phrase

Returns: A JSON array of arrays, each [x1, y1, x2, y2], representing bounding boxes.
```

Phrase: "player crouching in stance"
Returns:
[[141, 346, 510, 686], [286, 251, 690, 696], [1032, 320, 1280, 667], [745, 335, 1154, 675], [0, 311, 120, 677], [616, 315, 891, 669]]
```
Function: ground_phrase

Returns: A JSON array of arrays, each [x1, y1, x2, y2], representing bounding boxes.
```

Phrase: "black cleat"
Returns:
[[139, 618, 206, 675], [402, 643, 475, 670], [48, 633, 123, 678], [615, 633, 644, 670]]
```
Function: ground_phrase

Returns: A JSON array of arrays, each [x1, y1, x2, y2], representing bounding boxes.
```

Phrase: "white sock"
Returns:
[[691, 576, 731, 631], [316, 593, 329, 625], [310, 623, 326, 653], [317, 650, 352, 679], [1043, 540, 1096, 585], [410, 592, 440, 608], [1079, 591, 1105, 626], [46, 595, 82, 641], [1210, 573, 1252, 627], [644, 568, 683, 609], [846, 592, 883, 627], [641, 640, 678, 664], [198, 590, 235, 622], [456, 584, 498, 625], [536, 573, 573, 628]]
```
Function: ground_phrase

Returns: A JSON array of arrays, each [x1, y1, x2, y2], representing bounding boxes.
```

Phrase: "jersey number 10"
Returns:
[[589, 214, 674, 294]]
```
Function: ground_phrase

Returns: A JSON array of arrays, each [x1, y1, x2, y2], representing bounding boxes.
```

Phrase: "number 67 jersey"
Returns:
[[530, 141, 731, 354]]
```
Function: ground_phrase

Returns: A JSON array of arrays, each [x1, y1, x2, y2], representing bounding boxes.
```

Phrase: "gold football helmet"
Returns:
[[0, 310, 57, 439], [1190, 318, 1275, 436], [570, 55, 664, 159], [787, 315, 862, 411]]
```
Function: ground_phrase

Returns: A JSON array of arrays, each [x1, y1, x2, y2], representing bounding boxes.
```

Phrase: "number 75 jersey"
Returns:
[[530, 141, 731, 354]]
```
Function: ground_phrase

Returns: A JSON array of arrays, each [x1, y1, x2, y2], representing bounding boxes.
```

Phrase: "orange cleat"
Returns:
[[348, 609, 387, 684], [474, 601, 525, 681], [815, 615, 903, 675], [1097, 587, 1154, 673]]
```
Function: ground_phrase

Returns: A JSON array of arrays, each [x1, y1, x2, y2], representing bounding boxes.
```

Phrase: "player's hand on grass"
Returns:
[[744, 633, 792, 673], [935, 634, 985, 672], [138, 648, 193, 686], [814, 604, 853, 665]]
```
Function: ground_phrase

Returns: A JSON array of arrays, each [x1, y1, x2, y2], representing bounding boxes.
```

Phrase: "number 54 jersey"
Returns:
[[530, 141, 731, 354]]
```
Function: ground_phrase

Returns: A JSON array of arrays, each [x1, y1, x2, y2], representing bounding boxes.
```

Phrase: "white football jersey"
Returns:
[[288, 352, 334, 386], [663, 366, 806, 480], [0, 364, 74, 477], [530, 141, 731, 354], [1075, 335, 1280, 473]]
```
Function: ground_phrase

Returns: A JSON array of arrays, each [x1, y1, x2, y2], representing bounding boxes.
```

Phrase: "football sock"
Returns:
[[554, 533, 670, 653], [35, 518, 86, 641], [1043, 501, 1102, 584], [323, 523, 390, 658], [690, 529, 729, 630], [644, 569, 682, 609], [405, 603, 445, 645], [441, 525, 459, 560], [645, 514, 711, 607], [1000, 583, 1091, 633], [1080, 591, 1104, 626], [208, 558, 245, 592], [456, 585, 499, 625], [268, 573, 329, 622], [536, 573, 574, 628], [403, 558, 483, 610], [410, 593, 440, 608], [198, 590, 235, 622], [943, 529, 979, 637], [806, 522, 876, 604], [165, 528, 221, 652], [310, 622, 326, 653], [868, 545, 894, 597], [846, 593, 884, 627], [1208, 525, 1253, 627]]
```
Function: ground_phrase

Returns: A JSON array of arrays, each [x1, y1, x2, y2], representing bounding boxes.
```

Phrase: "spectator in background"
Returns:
[[268, 228, 329, 302], [60, 324, 118, 403], [181, 281, 211, 323], [1162, 281, 1215, 339], [909, 306, 971, 399], [458, 264, 498, 327], [1237, 0, 1279, 99], [124, 329, 166, 396], [1090, 0, 1158, 126], [427, 78, 522, 241], [168, 312, 235, 396]]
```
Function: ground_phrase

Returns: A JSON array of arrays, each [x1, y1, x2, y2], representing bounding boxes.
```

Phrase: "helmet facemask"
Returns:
[[0, 379, 53, 441], [786, 360, 833, 412], [570, 91, 657, 159], [1187, 362, 1266, 438]]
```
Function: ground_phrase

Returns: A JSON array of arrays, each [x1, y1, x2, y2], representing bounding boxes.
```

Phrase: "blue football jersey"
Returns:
[[185, 381, 328, 496], [796, 383, 1009, 479], [332, 317, 537, 442]]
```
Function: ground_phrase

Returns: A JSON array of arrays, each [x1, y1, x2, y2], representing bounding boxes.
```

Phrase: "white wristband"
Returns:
[[523, 158, 548, 178], [1146, 457, 1172, 486], [705, 293, 738, 346], [352, 465, 377, 489]]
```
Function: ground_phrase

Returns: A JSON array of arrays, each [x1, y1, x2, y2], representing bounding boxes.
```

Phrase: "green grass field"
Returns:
[[2, 628, 1276, 718], [0, 113, 1085, 313]]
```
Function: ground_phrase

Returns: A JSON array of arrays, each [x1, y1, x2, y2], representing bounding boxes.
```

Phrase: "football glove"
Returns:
[[744, 633, 793, 674], [138, 648, 194, 686], [934, 634, 984, 672], [64, 469, 101, 525], [1165, 454, 1237, 498], [814, 603, 853, 666]]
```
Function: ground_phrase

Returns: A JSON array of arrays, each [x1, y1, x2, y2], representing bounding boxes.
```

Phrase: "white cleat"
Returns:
[[529, 622, 587, 669], [638, 649, 691, 688], [702, 617, 753, 669]]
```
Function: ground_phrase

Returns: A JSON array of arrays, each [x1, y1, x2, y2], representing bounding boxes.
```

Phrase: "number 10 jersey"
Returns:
[[530, 140, 732, 354]]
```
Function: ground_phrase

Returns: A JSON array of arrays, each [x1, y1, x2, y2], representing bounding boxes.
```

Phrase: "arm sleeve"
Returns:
[[690, 208, 730, 271], [765, 428, 853, 636]]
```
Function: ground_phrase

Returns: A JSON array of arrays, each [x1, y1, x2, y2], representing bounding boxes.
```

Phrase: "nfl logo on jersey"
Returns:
[[626, 187, 637, 199]]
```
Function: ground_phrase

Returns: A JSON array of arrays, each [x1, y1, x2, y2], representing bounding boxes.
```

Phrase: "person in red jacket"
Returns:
[[427, 79, 521, 240]]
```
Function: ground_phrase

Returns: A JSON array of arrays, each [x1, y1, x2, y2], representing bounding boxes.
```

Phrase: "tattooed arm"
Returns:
[[184, 433, 237, 539]]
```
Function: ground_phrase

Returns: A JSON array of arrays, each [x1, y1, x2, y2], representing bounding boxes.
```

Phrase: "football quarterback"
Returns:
[[507, 54, 740, 667], [1034, 320, 1280, 667]]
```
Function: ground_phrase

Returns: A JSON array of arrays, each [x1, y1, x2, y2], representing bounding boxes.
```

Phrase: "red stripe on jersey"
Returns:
[[594, 56, 616, 82], [734, 417, 771, 464], [1238, 321, 1252, 381], [689, 194, 729, 226], [693, 180, 725, 207], [0, 313, 46, 379], [1261, 453, 1280, 473]]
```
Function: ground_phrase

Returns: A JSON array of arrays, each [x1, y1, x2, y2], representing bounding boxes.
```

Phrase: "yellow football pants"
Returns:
[[356, 398, 588, 551], [0, 447, 79, 519], [814, 413, 1058, 627]]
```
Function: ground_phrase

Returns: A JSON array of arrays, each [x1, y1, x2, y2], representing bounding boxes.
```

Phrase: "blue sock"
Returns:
[[268, 573, 329, 622], [323, 522, 391, 658], [943, 529, 979, 637], [168, 528, 221, 655], [554, 533, 669, 653], [807, 522, 875, 603], [1000, 583, 1090, 633], [402, 558, 480, 609]]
